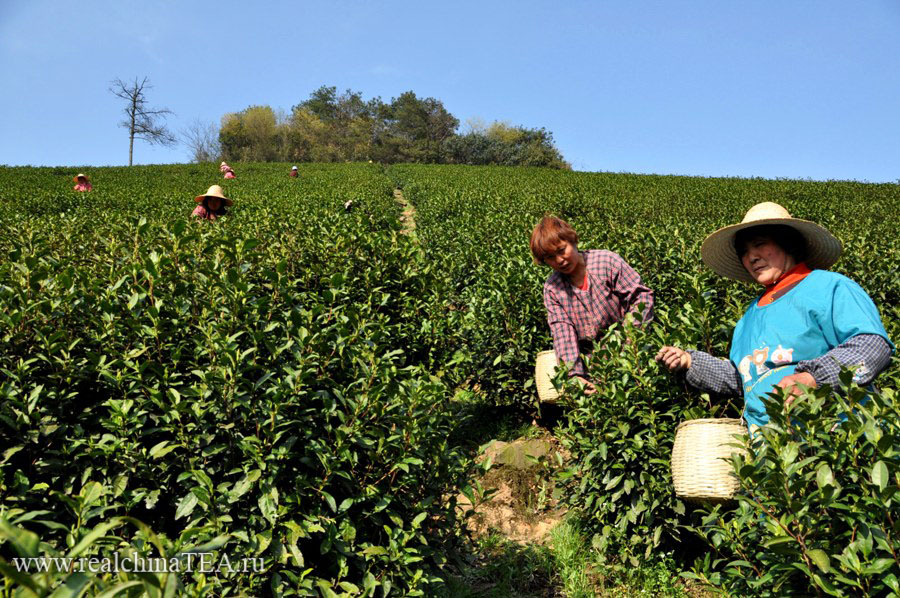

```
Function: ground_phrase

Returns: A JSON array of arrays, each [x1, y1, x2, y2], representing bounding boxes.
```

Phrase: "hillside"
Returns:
[[1, 163, 897, 596]]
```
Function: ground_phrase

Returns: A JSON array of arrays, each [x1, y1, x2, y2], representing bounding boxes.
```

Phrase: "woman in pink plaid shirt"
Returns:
[[531, 216, 654, 394]]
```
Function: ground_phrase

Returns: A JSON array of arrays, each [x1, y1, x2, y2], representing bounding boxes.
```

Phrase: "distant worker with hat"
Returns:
[[656, 202, 893, 430], [73, 174, 92, 192], [531, 216, 655, 395], [192, 185, 233, 221], [290, 166, 299, 178], [220, 161, 236, 179]]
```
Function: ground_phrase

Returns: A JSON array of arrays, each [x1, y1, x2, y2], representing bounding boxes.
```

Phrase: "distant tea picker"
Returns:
[[73, 173, 92, 192], [192, 185, 232, 221], [290, 166, 299, 178], [220, 162, 236, 179]]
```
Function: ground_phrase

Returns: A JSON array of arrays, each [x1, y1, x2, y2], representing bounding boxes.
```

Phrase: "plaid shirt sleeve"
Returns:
[[607, 252, 655, 325], [544, 282, 587, 377], [685, 350, 743, 396], [795, 334, 893, 387]]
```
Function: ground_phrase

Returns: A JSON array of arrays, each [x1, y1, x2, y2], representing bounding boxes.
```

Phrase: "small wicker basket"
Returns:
[[671, 418, 748, 503], [534, 350, 560, 403]]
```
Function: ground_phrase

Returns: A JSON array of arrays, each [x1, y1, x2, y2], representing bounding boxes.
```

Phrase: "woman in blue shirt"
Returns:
[[656, 202, 893, 429]]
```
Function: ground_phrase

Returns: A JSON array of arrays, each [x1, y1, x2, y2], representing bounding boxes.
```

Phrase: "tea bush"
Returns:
[[685, 377, 900, 596], [551, 310, 727, 566]]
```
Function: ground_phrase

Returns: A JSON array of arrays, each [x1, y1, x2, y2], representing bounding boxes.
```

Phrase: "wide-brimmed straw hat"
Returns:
[[291, 165, 298, 170], [73, 173, 89, 182], [194, 184, 233, 206], [700, 202, 842, 283]]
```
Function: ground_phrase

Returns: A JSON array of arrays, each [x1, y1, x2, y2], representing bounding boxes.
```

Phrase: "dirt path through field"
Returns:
[[394, 188, 416, 235]]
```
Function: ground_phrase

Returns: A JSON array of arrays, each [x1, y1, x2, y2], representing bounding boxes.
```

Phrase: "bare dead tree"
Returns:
[[180, 118, 221, 163], [109, 76, 176, 166]]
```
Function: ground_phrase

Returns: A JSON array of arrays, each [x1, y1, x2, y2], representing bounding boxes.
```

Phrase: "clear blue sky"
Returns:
[[2, 1, 899, 182]]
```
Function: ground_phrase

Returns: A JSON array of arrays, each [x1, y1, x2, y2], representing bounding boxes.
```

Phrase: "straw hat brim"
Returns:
[[73, 174, 88, 182], [194, 186, 233, 206], [701, 216, 842, 283]]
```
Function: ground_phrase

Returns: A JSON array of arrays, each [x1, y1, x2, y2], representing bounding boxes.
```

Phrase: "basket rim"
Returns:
[[675, 418, 745, 432]]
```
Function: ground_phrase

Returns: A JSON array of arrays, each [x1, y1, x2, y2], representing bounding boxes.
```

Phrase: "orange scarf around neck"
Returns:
[[757, 262, 812, 306]]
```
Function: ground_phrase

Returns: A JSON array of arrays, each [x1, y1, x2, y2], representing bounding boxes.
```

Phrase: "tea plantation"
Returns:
[[1, 163, 898, 596]]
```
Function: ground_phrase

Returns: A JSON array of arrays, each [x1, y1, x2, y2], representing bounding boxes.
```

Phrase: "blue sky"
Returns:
[[2, 1, 899, 182]]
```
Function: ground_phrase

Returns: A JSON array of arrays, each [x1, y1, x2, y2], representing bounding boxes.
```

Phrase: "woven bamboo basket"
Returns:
[[534, 350, 560, 403], [671, 418, 748, 503]]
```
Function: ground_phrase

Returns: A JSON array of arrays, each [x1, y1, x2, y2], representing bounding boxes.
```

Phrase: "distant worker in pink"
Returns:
[[290, 165, 299, 178], [73, 173, 92, 192], [192, 185, 233, 221], [220, 161, 236, 179]]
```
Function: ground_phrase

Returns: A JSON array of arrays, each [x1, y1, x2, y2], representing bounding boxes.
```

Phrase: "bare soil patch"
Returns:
[[458, 434, 569, 545]]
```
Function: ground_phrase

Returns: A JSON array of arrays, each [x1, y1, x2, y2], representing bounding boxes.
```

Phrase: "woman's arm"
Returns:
[[781, 276, 895, 395], [609, 252, 654, 325], [686, 350, 743, 396], [655, 346, 742, 396], [794, 334, 892, 387]]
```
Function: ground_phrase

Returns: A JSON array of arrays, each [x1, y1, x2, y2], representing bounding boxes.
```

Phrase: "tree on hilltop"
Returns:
[[442, 120, 570, 169], [219, 105, 286, 162], [110, 76, 176, 166], [292, 86, 379, 161], [181, 118, 221, 163], [384, 91, 458, 163]]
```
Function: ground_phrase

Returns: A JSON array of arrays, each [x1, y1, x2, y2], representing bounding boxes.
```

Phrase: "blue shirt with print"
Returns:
[[729, 269, 892, 428]]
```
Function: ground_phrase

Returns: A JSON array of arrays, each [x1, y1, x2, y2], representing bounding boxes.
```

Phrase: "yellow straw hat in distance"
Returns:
[[73, 173, 89, 182], [700, 202, 842, 283], [195, 184, 233, 206]]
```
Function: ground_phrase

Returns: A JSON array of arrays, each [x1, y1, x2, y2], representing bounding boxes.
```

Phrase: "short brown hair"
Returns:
[[530, 216, 578, 264]]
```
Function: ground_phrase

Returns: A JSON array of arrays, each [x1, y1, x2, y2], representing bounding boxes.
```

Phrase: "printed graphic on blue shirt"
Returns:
[[737, 344, 796, 384]]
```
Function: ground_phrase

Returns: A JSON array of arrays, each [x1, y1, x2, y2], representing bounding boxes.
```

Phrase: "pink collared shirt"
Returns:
[[543, 250, 654, 377], [73, 182, 92, 192]]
